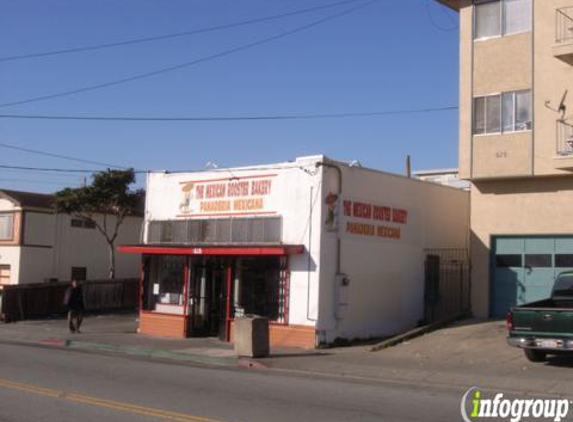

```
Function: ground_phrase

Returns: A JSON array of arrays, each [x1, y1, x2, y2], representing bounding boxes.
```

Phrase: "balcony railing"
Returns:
[[557, 6, 573, 44], [557, 120, 573, 156]]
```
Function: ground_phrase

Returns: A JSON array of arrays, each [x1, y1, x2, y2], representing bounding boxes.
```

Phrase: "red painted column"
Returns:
[[183, 258, 190, 337]]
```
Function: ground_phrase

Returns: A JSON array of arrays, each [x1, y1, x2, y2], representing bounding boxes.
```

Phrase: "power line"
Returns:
[[0, 0, 380, 109], [0, 178, 79, 186], [0, 0, 371, 63], [0, 169, 90, 179], [0, 106, 458, 122], [0, 164, 147, 174], [0, 142, 128, 169], [0, 165, 104, 173]]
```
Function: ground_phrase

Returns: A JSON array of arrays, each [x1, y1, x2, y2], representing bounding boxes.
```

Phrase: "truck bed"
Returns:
[[511, 299, 573, 337]]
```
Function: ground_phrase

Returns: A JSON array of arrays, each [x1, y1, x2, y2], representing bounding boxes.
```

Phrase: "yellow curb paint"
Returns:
[[0, 378, 233, 422]]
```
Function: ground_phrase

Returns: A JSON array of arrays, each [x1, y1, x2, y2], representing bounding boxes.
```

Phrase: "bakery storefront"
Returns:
[[118, 159, 319, 348], [119, 245, 303, 342], [119, 155, 471, 348]]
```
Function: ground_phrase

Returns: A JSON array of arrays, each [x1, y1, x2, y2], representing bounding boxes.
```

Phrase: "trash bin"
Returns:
[[233, 315, 270, 358]]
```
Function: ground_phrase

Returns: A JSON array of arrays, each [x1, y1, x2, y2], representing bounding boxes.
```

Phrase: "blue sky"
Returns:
[[1, 0, 459, 192]]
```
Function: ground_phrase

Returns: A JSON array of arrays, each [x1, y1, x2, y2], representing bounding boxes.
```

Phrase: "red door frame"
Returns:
[[225, 261, 233, 342], [183, 259, 190, 337]]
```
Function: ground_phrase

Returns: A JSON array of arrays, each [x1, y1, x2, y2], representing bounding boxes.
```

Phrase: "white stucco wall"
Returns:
[[0, 197, 21, 284], [16, 212, 142, 284], [0, 247, 21, 285], [0, 198, 16, 212], [317, 163, 470, 343], [23, 212, 55, 247]]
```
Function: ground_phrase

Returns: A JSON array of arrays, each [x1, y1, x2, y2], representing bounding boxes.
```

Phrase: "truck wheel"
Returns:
[[524, 349, 547, 362]]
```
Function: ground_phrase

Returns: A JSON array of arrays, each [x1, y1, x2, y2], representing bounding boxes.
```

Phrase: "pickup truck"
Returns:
[[507, 271, 573, 362]]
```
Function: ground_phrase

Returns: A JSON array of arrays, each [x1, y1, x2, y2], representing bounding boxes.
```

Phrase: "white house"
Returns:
[[0, 189, 143, 286], [119, 155, 470, 347]]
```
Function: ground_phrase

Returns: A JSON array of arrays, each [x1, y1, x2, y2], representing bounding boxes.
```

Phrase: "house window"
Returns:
[[474, 0, 532, 40], [0, 265, 10, 286], [71, 267, 87, 281], [71, 218, 96, 229], [0, 214, 14, 241], [473, 90, 531, 135]]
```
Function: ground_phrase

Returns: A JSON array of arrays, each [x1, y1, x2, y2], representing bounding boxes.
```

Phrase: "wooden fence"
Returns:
[[0, 278, 139, 323]]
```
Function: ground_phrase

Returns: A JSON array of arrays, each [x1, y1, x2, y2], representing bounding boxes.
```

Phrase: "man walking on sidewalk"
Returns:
[[64, 280, 85, 334]]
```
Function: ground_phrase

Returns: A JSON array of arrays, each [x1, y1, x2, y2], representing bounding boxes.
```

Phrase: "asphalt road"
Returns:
[[0, 342, 463, 422]]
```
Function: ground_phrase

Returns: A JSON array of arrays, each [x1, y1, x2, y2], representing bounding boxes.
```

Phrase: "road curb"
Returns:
[[65, 340, 239, 367]]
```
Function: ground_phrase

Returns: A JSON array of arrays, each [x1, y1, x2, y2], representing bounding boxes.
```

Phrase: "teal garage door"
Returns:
[[491, 236, 573, 318]]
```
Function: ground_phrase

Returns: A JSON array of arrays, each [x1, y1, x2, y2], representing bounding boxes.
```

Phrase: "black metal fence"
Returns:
[[424, 249, 471, 324], [557, 119, 573, 156], [0, 278, 138, 323]]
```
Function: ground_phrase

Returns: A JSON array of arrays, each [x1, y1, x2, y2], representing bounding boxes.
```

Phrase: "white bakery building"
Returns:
[[119, 155, 469, 348]]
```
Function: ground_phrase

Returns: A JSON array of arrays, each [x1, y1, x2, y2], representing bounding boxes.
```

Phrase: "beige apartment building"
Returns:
[[435, 0, 573, 317]]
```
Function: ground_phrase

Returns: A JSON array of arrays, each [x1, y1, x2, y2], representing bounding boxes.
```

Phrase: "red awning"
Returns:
[[117, 244, 304, 256]]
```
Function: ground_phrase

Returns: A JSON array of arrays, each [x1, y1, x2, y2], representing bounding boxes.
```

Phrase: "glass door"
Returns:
[[187, 257, 232, 339]]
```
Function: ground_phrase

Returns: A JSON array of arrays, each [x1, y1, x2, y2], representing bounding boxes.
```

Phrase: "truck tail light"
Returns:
[[506, 311, 514, 331]]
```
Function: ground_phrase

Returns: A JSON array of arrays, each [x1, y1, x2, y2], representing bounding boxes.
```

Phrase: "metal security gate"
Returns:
[[491, 236, 573, 318], [424, 249, 470, 323]]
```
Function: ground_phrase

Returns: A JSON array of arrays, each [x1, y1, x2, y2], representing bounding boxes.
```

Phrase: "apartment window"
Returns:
[[504, 0, 532, 34], [502, 90, 532, 132], [474, 0, 532, 40], [0, 214, 14, 241], [473, 90, 531, 135], [473, 95, 501, 134], [475, 1, 501, 39]]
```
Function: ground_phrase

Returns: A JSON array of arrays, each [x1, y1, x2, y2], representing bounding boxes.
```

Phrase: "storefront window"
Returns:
[[143, 255, 186, 315], [234, 257, 286, 323], [141, 254, 290, 335]]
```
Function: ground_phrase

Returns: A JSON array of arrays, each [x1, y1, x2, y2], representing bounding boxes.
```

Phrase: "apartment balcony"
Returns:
[[554, 6, 573, 65], [554, 120, 573, 170]]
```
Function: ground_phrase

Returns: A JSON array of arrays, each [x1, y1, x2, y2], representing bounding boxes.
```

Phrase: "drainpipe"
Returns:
[[315, 162, 343, 276], [315, 161, 350, 333], [306, 186, 318, 322]]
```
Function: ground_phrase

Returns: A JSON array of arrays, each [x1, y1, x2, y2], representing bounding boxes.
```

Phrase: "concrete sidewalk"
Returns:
[[0, 313, 319, 368], [3, 313, 573, 397]]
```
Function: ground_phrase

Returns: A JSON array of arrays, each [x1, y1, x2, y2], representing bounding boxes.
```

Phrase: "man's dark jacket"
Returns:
[[64, 286, 85, 312]]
